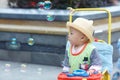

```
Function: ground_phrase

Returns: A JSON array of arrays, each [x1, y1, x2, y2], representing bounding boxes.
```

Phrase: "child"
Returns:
[[62, 18, 102, 75]]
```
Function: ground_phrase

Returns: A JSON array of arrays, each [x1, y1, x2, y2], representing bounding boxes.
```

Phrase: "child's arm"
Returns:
[[88, 49, 102, 74], [62, 41, 71, 72], [62, 50, 70, 72]]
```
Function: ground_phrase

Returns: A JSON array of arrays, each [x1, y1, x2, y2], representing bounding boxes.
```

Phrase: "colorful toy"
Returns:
[[58, 72, 102, 80], [66, 69, 89, 77]]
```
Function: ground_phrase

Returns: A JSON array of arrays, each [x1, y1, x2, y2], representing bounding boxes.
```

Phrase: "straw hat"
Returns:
[[66, 18, 94, 42]]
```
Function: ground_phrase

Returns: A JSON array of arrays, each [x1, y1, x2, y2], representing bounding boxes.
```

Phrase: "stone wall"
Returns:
[[0, 0, 9, 8]]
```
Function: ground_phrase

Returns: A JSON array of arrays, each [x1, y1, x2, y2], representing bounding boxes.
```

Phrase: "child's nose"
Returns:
[[68, 35, 70, 39]]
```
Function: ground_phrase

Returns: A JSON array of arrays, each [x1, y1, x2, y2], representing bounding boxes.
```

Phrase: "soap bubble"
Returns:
[[46, 12, 55, 21], [20, 64, 27, 72], [28, 38, 35, 46], [37, 68, 42, 75], [6, 37, 20, 50], [4, 64, 11, 72], [44, 1, 52, 9], [11, 38, 16, 44], [37, 1, 45, 9]]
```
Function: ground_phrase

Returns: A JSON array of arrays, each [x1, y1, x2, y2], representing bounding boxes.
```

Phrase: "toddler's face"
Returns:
[[68, 27, 87, 46]]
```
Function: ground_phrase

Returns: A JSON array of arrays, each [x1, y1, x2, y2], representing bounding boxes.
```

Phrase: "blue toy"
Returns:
[[66, 69, 89, 77]]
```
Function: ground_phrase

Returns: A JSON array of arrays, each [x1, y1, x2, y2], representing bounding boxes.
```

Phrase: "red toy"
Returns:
[[58, 72, 102, 80]]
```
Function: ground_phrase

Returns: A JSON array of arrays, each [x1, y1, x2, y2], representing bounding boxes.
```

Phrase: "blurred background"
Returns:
[[0, 0, 119, 9], [0, 0, 120, 80]]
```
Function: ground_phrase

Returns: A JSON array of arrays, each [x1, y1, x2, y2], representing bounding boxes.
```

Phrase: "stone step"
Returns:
[[0, 18, 120, 35], [94, 21, 120, 32]]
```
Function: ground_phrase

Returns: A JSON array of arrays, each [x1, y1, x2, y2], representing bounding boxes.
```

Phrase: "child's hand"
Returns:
[[87, 69, 101, 75], [87, 69, 95, 75], [63, 66, 69, 73]]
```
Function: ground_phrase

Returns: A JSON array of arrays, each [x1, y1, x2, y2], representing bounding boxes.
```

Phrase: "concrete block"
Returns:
[[31, 52, 64, 66], [0, 49, 31, 63], [7, 50, 31, 63], [0, 49, 9, 60]]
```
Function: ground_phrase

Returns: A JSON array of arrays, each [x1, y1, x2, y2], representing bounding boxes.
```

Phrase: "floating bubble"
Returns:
[[37, 1, 45, 9], [6, 38, 20, 50], [44, 1, 52, 9], [37, 68, 42, 75], [38, 68, 42, 71], [4, 64, 11, 72], [28, 38, 35, 46], [11, 38, 16, 44], [20, 64, 27, 72], [46, 13, 55, 21]]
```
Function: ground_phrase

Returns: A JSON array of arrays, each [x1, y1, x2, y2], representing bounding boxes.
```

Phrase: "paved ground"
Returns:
[[0, 60, 120, 80], [0, 60, 62, 80]]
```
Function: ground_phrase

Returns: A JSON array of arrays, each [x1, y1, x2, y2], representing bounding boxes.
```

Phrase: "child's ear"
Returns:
[[80, 36, 85, 41], [81, 36, 84, 39], [80, 35, 88, 42]]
